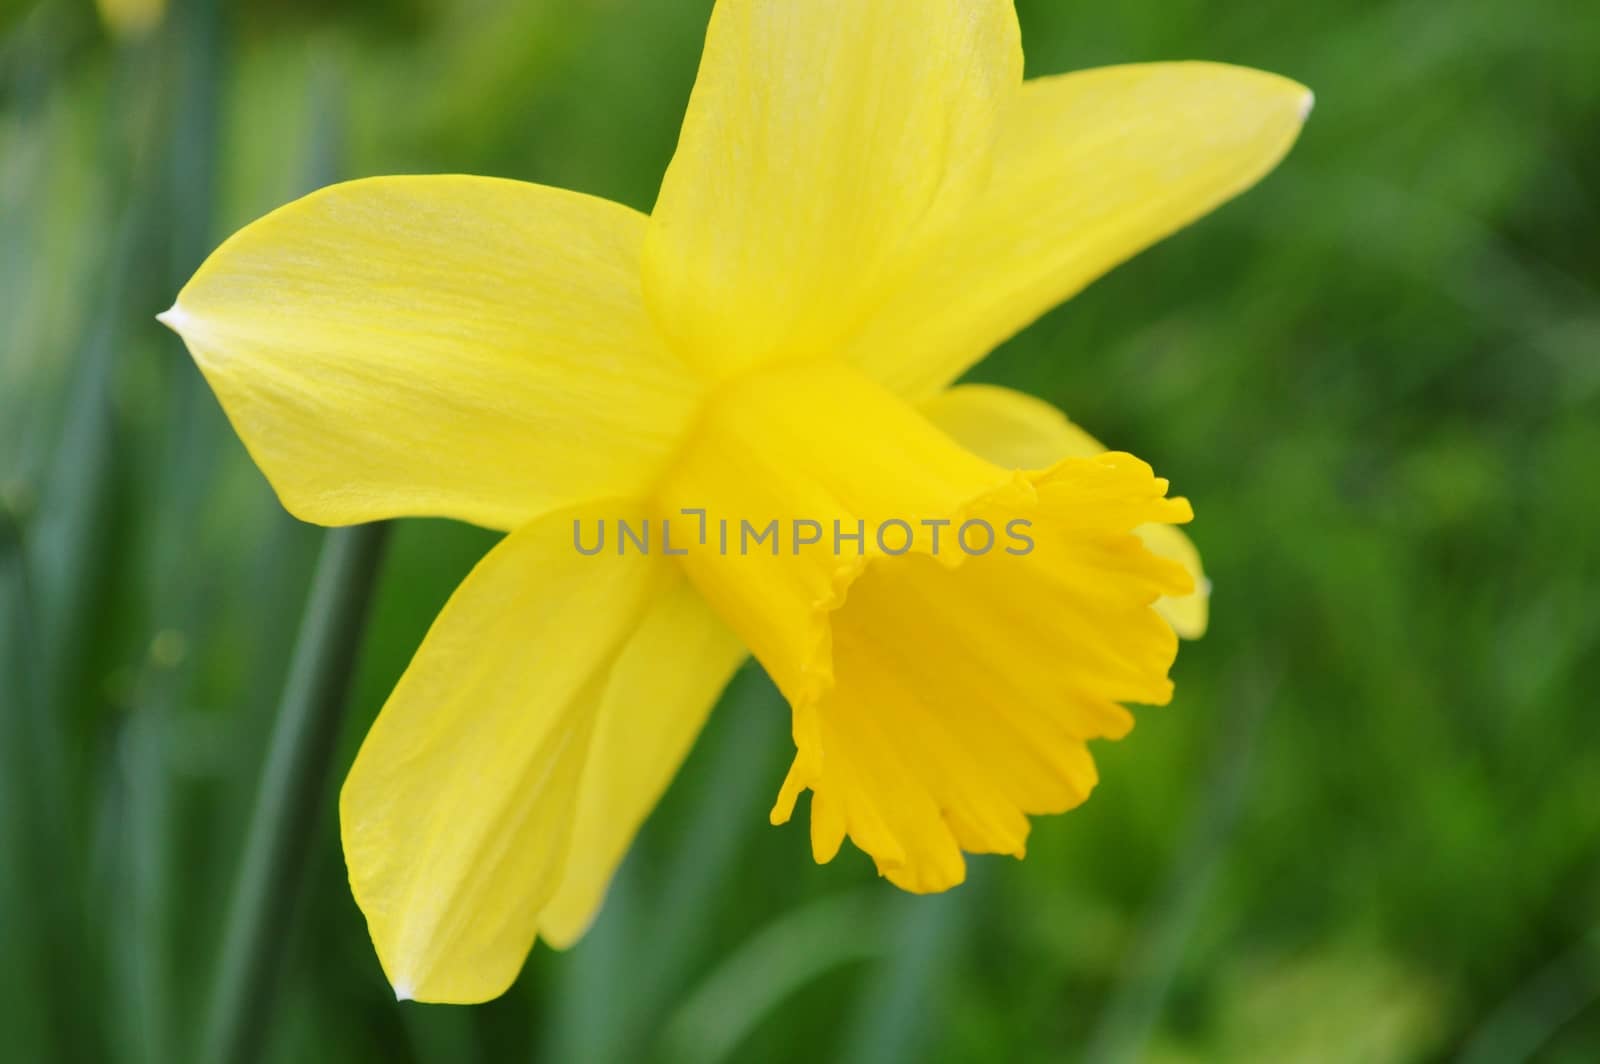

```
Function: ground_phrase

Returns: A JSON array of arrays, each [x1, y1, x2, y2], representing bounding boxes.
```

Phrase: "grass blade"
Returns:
[[200, 523, 390, 1064]]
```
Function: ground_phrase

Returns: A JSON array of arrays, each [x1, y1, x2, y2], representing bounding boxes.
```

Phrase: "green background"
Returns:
[[3, 0, 1599, 1060]]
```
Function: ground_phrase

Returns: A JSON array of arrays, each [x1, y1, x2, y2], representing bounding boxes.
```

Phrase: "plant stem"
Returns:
[[201, 523, 389, 1064]]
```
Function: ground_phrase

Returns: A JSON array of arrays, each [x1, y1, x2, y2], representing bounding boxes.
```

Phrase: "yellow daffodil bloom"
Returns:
[[95, 0, 164, 38], [160, 1, 1309, 1004]]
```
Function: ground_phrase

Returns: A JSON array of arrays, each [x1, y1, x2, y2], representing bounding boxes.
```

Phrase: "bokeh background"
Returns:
[[4, 0, 1599, 1060]]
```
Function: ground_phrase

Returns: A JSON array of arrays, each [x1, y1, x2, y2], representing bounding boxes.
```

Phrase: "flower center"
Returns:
[[654, 361, 1013, 699]]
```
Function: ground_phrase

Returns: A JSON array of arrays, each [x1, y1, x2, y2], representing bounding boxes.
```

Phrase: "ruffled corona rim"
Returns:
[[774, 454, 1192, 891]]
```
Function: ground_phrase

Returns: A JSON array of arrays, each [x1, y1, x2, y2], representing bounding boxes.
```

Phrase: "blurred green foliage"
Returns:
[[3, 0, 1599, 1061]]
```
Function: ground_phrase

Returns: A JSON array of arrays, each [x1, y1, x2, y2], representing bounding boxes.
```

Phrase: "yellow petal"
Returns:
[[1131, 522, 1208, 640], [656, 362, 1193, 892], [644, 0, 1021, 379], [844, 63, 1313, 399], [538, 575, 747, 948], [922, 384, 1209, 638], [162, 176, 701, 531], [340, 501, 663, 1004]]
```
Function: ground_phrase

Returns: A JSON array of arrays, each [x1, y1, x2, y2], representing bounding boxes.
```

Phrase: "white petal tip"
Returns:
[[392, 982, 414, 1002], [155, 304, 185, 332], [1299, 90, 1315, 121]]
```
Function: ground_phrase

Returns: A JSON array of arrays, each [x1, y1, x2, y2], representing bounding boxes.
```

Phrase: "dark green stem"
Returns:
[[201, 523, 390, 1064]]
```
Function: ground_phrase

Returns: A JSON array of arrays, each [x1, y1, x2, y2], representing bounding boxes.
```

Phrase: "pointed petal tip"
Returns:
[[392, 980, 414, 1003], [155, 304, 185, 333]]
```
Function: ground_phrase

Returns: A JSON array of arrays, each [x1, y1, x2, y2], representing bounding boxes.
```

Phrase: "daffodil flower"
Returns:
[[161, 1, 1309, 1004], [95, 0, 164, 38]]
